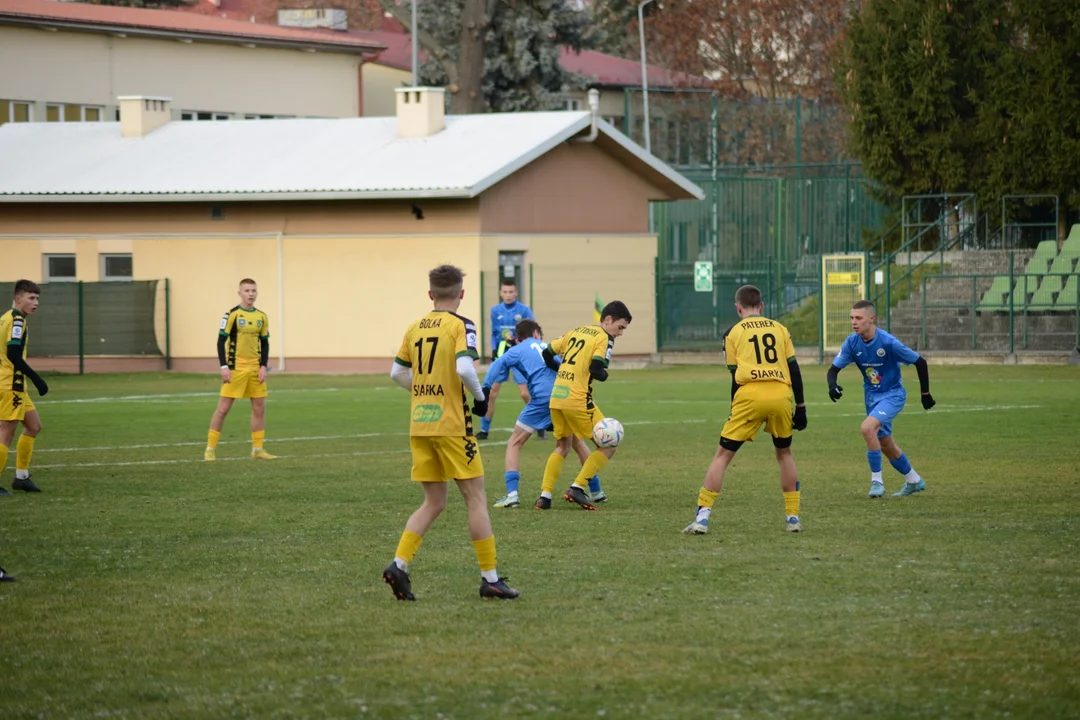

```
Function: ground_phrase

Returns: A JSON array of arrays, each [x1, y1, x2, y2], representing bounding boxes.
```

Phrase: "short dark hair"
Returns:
[[500, 278, 517, 288], [14, 279, 40, 297], [852, 300, 875, 313], [515, 319, 541, 340], [600, 301, 632, 324], [429, 264, 465, 301], [735, 285, 762, 309], [239, 278, 257, 287]]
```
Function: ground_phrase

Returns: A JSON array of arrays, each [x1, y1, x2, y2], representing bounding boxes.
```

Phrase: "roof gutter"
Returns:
[[0, 188, 476, 203], [0, 15, 385, 55]]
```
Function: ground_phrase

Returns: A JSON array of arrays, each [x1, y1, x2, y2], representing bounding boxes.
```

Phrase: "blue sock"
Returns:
[[504, 471, 520, 495], [867, 450, 882, 473], [480, 416, 491, 433], [588, 474, 601, 494], [889, 453, 912, 475]]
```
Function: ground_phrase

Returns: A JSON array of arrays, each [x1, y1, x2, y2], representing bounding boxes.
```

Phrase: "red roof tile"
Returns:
[[0, 0, 383, 52]]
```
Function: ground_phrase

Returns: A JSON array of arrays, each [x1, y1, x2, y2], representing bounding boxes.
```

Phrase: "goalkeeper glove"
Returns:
[[921, 392, 936, 410], [828, 384, 843, 402], [471, 390, 489, 418], [27, 371, 48, 397], [793, 405, 807, 431]]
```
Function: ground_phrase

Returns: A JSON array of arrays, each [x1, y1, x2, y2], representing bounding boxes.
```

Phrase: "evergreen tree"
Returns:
[[379, 0, 599, 113]]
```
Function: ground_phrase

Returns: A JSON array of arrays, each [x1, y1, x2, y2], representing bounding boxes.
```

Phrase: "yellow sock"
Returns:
[[16, 435, 35, 472], [0, 442, 8, 476], [207, 429, 221, 449], [252, 430, 265, 450], [572, 450, 609, 489], [784, 490, 800, 518], [540, 453, 565, 494], [471, 535, 497, 573], [394, 530, 423, 565], [697, 488, 720, 509]]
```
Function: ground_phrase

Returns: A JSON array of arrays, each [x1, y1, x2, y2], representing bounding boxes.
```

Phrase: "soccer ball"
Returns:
[[592, 418, 624, 448]]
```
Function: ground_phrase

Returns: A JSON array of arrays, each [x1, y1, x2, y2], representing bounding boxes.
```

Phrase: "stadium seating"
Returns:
[[1057, 274, 1078, 310], [977, 228, 1080, 312]]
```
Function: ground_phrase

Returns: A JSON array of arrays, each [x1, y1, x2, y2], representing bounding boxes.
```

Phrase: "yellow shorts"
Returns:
[[0, 390, 34, 422], [220, 369, 267, 399], [550, 405, 605, 440], [410, 436, 484, 482], [721, 382, 794, 442]]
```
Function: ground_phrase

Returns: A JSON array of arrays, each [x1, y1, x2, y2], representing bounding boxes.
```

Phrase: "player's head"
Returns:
[[734, 285, 764, 318], [499, 279, 518, 304], [850, 300, 876, 335], [429, 264, 465, 306], [13, 279, 40, 314], [238, 278, 258, 307], [599, 301, 632, 337], [515, 318, 542, 341]]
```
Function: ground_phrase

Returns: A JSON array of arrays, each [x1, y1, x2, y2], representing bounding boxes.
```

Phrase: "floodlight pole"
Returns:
[[411, 0, 418, 87], [638, 0, 655, 154]]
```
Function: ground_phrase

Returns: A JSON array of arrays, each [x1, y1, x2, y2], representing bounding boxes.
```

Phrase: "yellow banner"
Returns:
[[827, 272, 861, 286]]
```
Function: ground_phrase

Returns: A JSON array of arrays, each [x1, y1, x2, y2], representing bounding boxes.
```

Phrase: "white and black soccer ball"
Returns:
[[592, 418, 624, 448]]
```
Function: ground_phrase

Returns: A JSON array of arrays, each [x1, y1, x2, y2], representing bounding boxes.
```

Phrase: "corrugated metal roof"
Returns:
[[0, 112, 704, 202]]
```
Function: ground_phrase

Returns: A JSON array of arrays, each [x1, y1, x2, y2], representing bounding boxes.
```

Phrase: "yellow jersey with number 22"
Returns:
[[548, 324, 613, 410]]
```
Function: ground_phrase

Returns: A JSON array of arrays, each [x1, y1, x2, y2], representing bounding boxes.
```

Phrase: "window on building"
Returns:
[[182, 111, 232, 121], [100, 254, 133, 281], [564, 98, 581, 111], [83, 106, 103, 122], [46, 104, 63, 122], [0, 100, 33, 125], [44, 254, 77, 282]]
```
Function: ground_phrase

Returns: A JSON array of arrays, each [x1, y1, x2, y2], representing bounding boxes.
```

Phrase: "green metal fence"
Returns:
[[0, 280, 170, 373]]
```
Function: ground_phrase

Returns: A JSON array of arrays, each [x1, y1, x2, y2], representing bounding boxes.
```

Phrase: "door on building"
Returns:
[[498, 251, 527, 306]]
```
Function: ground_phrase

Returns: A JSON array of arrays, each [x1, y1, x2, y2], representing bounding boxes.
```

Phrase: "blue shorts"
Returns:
[[516, 401, 552, 433], [864, 391, 906, 438]]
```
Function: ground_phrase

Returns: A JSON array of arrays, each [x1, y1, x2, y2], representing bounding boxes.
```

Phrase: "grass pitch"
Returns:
[[1, 364, 1078, 719]]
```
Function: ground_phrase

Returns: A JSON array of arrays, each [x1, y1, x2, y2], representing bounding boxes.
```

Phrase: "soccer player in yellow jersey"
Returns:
[[683, 285, 808, 535], [535, 300, 632, 511], [204, 278, 275, 461], [0, 280, 49, 495], [383, 264, 519, 601]]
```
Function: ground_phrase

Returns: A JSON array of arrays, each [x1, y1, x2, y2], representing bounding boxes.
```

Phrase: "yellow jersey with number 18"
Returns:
[[726, 315, 796, 386], [548, 324, 613, 410], [395, 310, 480, 437]]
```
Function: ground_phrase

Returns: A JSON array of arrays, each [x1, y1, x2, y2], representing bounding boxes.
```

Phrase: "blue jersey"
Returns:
[[833, 329, 920, 395], [490, 301, 534, 352], [485, 338, 555, 405]]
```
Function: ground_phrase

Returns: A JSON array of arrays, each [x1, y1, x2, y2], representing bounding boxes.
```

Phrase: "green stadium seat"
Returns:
[[977, 275, 1013, 311], [1027, 240, 1058, 275], [1049, 251, 1078, 276], [1064, 225, 1080, 253], [1028, 275, 1059, 310], [1055, 275, 1078, 310], [1012, 274, 1040, 306]]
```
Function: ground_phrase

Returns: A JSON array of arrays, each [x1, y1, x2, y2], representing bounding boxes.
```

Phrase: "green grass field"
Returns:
[[2, 364, 1079, 719]]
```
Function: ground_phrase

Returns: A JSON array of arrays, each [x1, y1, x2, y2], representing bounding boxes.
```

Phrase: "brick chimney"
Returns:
[[395, 87, 445, 138]]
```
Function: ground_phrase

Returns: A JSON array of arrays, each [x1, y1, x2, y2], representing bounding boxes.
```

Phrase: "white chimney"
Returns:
[[117, 96, 172, 138], [395, 87, 445, 138]]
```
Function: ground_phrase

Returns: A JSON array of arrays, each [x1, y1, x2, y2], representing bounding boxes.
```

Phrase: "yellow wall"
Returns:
[[479, 234, 657, 356], [362, 64, 410, 117]]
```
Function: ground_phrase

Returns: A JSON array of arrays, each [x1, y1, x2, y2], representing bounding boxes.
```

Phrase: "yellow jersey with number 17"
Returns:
[[395, 310, 480, 437], [548, 324, 614, 410], [726, 315, 796, 386]]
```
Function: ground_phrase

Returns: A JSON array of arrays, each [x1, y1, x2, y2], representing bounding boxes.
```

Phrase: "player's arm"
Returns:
[[485, 352, 512, 390], [217, 311, 233, 380], [911, 353, 935, 409], [489, 306, 500, 360], [788, 354, 807, 430], [259, 314, 270, 369], [725, 327, 740, 400], [542, 334, 566, 371], [826, 341, 852, 402], [390, 333, 413, 390], [588, 334, 613, 382], [5, 319, 47, 396], [455, 319, 489, 415]]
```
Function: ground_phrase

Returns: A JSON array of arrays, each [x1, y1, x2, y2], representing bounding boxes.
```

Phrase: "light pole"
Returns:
[[411, 0, 418, 87], [638, 0, 654, 153]]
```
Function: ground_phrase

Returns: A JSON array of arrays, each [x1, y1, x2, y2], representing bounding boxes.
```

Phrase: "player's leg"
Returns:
[[860, 399, 886, 496], [881, 434, 924, 495], [13, 409, 42, 492], [495, 424, 533, 508], [206, 379, 239, 460], [383, 438, 449, 601], [763, 390, 800, 531], [455, 475, 519, 599], [571, 435, 605, 502], [248, 373, 274, 460], [478, 382, 501, 439], [563, 408, 609, 510], [0, 409, 19, 496], [537, 410, 573, 509], [685, 389, 759, 534]]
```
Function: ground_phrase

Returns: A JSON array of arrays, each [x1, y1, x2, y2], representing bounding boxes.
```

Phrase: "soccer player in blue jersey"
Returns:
[[483, 319, 603, 508], [478, 279, 536, 440], [827, 300, 936, 498]]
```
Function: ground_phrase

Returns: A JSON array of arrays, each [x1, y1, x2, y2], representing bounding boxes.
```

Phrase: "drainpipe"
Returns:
[[277, 230, 285, 372], [571, 88, 601, 143]]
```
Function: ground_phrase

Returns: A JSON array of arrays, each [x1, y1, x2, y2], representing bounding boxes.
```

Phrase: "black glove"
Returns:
[[828, 384, 843, 402], [921, 393, 936, 410], [471, 390, 489, 418], [793, 405, 807, 431], [28, 373, 48, 397]]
